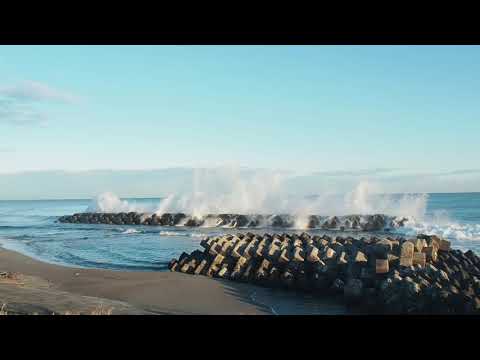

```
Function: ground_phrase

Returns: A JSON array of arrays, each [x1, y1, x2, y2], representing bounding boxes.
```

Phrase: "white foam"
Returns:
[[159, 231, 178, 236], [87, 171, 428, 223], [394, 208, 480, 248], [200, 216, 221, 228], [159, 231, 207, 238], [121, 228, 141, 235], [189, 233, 206, 238]]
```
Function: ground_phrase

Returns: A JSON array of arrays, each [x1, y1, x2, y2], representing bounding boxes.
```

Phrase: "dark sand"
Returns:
[[0, 248, 347, 315]]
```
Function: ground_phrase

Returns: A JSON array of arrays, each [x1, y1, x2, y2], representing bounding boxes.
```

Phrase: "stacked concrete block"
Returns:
[[169, 232, 480, 314], [58, 212, 408, 231]]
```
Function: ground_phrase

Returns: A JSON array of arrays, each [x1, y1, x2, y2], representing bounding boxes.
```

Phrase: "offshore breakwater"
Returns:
[[58, 212, 409, 231], [169, 232, 480, 314]]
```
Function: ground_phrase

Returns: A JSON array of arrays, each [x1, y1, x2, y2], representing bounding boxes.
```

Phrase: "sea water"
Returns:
[[0, 193, 479, 272]]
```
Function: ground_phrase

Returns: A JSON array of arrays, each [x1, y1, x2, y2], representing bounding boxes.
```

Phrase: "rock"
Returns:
[[362, 215, 386, 231], [281, 270, 295, 288], [254, 242, 266, 258], [374, 239, 392, 259], [323, 247, 336, 261], [376, 259, 389, 274], [180, 262, 193, 274], [150, 214, 161, 225], [168, 259, 178, 271], [269, 215, 285, 227], [414, 238, 427, 252], [423, 246, 438, 262], [331, 278, 345, 293], [292, 247, 305, 262], [387, 254, 399, 266], [220, 241, 233, 256], [217, 266, 230, 279], [438, 270, 450, 284], [194, 259, 209, 275], [241, 263, 255, 281], [306, 246, 320, 263], [404, 278, 421, 295], [439, 239, 451, 252], [172, 213, 186, 225], [465, 250, 480, 265], [268, 267, 281, 285], [166, 231, 478, 314], [232, 256, 248, 273], [400, 241, 414, 267], [344, 279, 363, 302], [266, 242, 281, 261], [413, 252, 426, 268], [200, 237, 211, 250], [277, 248, 290, 264], [307, 216, 320, 229], [177, 252, 190, 265], [208, 242, 221, 256], [242, 240, 258, 259], [311, 272, 329, 291], [353, 250, 368, 263], [337, 251, 348, 265], [231, 240, 247, 258], [206, 254, 225, 277], [465, 297, 480, 313]]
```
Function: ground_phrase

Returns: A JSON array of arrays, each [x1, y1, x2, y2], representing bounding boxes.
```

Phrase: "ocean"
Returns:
[[0, 193, 479, 272]]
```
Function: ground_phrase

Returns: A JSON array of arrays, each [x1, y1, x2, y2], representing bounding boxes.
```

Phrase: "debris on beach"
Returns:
[[0, 272, 20, 281], [168, 233, 480, 314]]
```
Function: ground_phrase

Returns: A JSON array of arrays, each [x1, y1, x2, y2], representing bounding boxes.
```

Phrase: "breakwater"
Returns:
[[168, 232, 480, 314], [58, 212, 408, 230]]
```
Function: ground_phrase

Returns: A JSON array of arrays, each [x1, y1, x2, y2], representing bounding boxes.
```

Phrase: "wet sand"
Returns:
[[0, 247, 347, 315]]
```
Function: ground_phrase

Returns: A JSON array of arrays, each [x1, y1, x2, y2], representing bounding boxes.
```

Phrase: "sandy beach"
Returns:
[[0, 247, 347, 315]]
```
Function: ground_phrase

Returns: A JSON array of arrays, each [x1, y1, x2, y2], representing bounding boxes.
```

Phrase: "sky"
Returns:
[[1, 45, 479, 199]]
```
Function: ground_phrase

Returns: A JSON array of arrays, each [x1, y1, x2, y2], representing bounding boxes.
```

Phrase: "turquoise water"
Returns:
[[0, 193, 479, 271]]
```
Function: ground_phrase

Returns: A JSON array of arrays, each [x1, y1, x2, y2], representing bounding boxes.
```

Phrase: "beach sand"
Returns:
[[0, 247, 347, 315]]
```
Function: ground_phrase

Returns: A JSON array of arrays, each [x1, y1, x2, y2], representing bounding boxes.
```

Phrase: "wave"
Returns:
[[85, 169, 428, 220], [398, 219, 480, 243], [87, 192, 149, 213], [159, 231, 207, 238], [120, 228, 141, 235]]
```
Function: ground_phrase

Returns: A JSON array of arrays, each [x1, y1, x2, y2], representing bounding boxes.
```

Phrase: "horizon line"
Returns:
[[1, 191, 480, 202]]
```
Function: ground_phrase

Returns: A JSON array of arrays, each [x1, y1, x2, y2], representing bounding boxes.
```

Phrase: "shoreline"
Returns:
[[0, 246, 347, 315]]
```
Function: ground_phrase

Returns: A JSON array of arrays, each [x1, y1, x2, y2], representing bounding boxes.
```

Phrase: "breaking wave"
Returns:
[[121, 228, 141, 235], [159, 231, 206, 238], [395, 210, 480, 248], [87, 175, 428, 220]]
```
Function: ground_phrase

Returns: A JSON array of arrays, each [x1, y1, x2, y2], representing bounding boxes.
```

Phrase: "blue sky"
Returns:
[[1, 45, 479, 198]]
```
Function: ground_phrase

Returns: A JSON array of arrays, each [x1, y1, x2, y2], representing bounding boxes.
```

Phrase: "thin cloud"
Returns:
[[310, 168, 399, 177], [0, 102, 47, 126], [0, 81, 80, 104], [434, 169, 480, 176], [377, 169, 480, 182], [0, 81, 79, 126]]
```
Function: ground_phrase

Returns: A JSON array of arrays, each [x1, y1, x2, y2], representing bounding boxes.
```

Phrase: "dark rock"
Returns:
[[331, 278, 345, 294], [344, 279, 363, 302]]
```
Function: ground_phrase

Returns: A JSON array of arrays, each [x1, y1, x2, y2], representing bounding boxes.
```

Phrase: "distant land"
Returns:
[[0, 167, 480, 200]]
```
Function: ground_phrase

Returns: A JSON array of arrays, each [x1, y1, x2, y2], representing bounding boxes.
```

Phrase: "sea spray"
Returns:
[[86, 168, 429, 226], [87, 192, 138, 213], [397, 209, 480, 247]]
